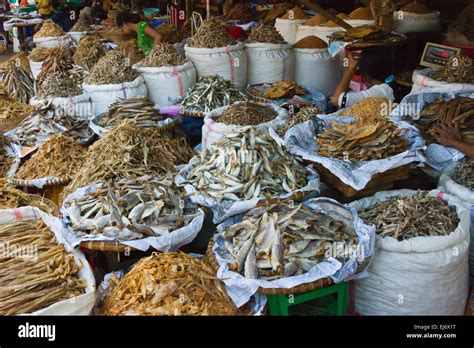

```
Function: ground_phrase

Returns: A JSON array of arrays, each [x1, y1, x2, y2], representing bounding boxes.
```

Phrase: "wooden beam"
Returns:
[[297, 0, 353, 30]]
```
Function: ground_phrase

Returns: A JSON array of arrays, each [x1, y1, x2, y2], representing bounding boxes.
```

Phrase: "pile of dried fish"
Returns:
[[223, 201, 357, 279], [140, 43, 186, 67], [246, 24, 286, 44], [188, 19, 235, 48], [180, 75, 249, 113], [73, 35, 105, 70], [359, 191, 459, 241], [97, 25, 132, 43], [0, 142, 10, 177], [9, 107, 93, 147], [340, 97, 390, 120], [410, 97, 474, 144], [36, 72, 82, 99], [430, 56, 474, 84], [451, 160, 474, 189], [263, 81, 307, 100], [63, 121, 194, 198], [70, 17, 91, 32], [100, 252, 241, 315], [317, 117, 408, 161], [33, 19, 64, 39], [0, 83, 35, 124], [28, 47, 53, 62], [0, 179, 58, 214], [0, 220, 86, 315], [14, 135, 86, 180], [185, 128, 308, 201], [154, 23, 181, 44], [87, 50, 139, 85], [97, 97, 168, 130], [36, 47, 72, 85], [64, 176, 200, 240], [1, 61, 34, 104], [117, 39, 145, 66], [218, 102, 278, 125], [277, 105, 323, 136]]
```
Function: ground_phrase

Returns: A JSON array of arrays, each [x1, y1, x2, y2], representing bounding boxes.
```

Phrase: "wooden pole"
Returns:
[[206, 0, 211, 19], [297, 0, 353, 30]]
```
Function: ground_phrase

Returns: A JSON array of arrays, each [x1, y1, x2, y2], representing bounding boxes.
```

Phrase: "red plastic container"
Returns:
[[442, 41, 474, 59]]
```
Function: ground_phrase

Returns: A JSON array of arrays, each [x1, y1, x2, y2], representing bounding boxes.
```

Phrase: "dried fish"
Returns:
[[223, 2, 255, 22], [1, 61, 34, 104], [33, 19, 64, 39], [340, 97, 391, 120], [188, 18, 235, 48], [140, 43, 186, 68], [451, 160, 474, 189], [180, 75, 249, 113], [73, 34, 105, 70], [263, 81, 307, 100], [223, 201, 357, 280], [117, 39, 145, 66], [28, 47, 54, 62], [37, 72, 82, 99], [64, 175, 199, 240], [14, 135, 86, 180], [430, 56, 474, 84], [218, 102, 277, 125], [184, 128, 309, 201], [0, 141, 11, 177], [277, 105, 323, 136], [87, 50, 139, 85], [0, 83, 35, 124], [100, 252, 243, 315], [359, 191, 459, 241], [0, 220, 86, 315], [246, 24, 286, 44], [36, 47, 72, 85], [154, 23, 181, 44], [70, 17, 92, 32]]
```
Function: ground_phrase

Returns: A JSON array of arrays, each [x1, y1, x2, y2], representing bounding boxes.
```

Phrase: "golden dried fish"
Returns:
[[140, 43, 186, 68], [1, 61, 34, 104], [277, 105, 323, 136], [36, 47, 72, 85], [70, 17, 92, 32], [14, 135, 86, 180], [430, 56, 474, 84], [188, 18, 235, 48], [0, 220, 86, 315], [359, 191, 459, 241], [451, 160, 474, 190], [28, 47, 54, 62], [33, 19, 64, 39], [87, 50, 139, 85], [100, 252, 243, 315], [73, 34, 105, 70], [218, 102, 277, 125], [0, 83, 35, 124], [246, 24, 286, 44], [263, 81, 307, 100]]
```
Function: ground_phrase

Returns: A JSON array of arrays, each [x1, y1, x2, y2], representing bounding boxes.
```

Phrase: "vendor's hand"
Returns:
[[433, 122, 462, 147], [348, 51, 359, 71]]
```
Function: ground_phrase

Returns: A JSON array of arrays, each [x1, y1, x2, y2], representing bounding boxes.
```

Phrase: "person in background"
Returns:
[[37, 0, 53, 16], [330, 46, 401, 110], [116, 10, 162, 55], [49, 0, 72, 31], [433, 123, 474, 159]]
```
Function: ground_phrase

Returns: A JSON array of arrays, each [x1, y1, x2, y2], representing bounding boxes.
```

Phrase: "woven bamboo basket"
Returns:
[[80, 240, 138, 252], [10, 176, 71, 207], [180, 109, 206, 118]]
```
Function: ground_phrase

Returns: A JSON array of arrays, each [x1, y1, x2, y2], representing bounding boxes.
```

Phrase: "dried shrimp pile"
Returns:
[[246, 24, 286, 44], [87, 50, 139, 84], [33, 19, 64, 39], [218, 102, 277, 125], [188, 19, 235, 48], [73, 35, 105, 70], [140, 43, 186, 67]]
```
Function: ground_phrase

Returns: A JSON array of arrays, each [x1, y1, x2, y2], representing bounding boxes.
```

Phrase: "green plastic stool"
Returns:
[[266, 282, 349, 316]]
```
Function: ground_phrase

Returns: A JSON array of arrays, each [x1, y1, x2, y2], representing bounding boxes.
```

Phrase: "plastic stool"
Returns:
[[266, 282, 349, 316]]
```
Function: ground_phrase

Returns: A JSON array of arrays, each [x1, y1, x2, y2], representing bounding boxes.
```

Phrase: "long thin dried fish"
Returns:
[[1, 61, 34, 104], [87, 50, 139, 85], [188, 18, 235, 48], [140, 43, 186, 68], [73, 34, 105, 71], [36, 72, 82, 99]]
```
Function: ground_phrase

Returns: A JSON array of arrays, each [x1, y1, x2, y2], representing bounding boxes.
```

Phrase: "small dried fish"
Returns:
[[188, 18, 235, 48], [28, 47, 54, 62], [0, 83, 35, 124], [140, 43, 186, 68], [73, 34, 105, 70], [154, 23, 181, 44], [218, 102, 278, 125], [117, 39, 145, 66], [430, 56, 474, 84], [70, 17, 92, 32], [451, 160, 474, 189], [87, 50, 139, 85], [180, 75, 249, 113], [359, 191, 459, 241], [277, 105, 323, 136], [33, 19, 64, 39], [36, 47, 72, 85], [36, 72, 82, 99], [100, 252, 243, 315], [1, 61, 34, 104], [246, 24, 286, 44]]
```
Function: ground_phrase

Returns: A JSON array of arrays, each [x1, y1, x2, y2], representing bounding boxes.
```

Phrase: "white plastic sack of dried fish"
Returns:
[[33, 35, 71, 49], [411, 68, 474, 93], [274, 18, 307, 45], [202, 102, 288, 149], [393, 10, 440, 34], [293, 48, 342, 97], [0, 206, 96, 315], [245, 43, 294, 85], [184, 43, 248, 91], [211, 197, 375, 307], [28, 60, 43, 80], [30, 95, 94, 120], [133, 61, 196, 107], [351, 189, 470, 315], [82, 76, 148, 116]]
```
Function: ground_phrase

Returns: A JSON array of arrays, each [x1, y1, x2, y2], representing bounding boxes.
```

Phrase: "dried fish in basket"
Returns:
[[246, 24, 286, 44], [221, 200, 358, 280], [73, 34, 105, 70], [277, 105, 323, 136], [99, 252, 244, 315], [187, 18, 235, 49], [33, 19, 64, 39], [154, 23, 181, 44], [86, 50, 139, 85], [28, 47, 54, 62], [180, 75, 249, 115], [13, 135, 86, 181], [217, 101, 278, 126], [0, 219, 87, 315], [63, 121, 195, 199], [36, 47, 72, 85], [359, 191, 459, 241], [1, 61, 34, 104], [451, 160, 474, 190], [36, 72, 82, 99], [429, 56, 474, 84], [182, 128, 310, 201], [117, 39, 145, 66], [139, 43, 186, 68], [70, 17, 92, 32], [64, 175, 201, 240]]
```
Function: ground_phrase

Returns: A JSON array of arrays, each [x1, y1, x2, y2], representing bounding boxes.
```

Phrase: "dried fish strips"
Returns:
[[0, 220, 86, 315], [359, 191, 459, 241], [33, 19, 64, 39], [340, 97, 391, 121], [0, 83, 35, 124], [1, 61, 34, 104], [140, 43, 186, 68], [36, 47, 72, 85], [277, 105, 323, 136], [98, 96, 168, 129], [429, 56, 474, 84], [317, 117, 408, 161], [70, 17, 92, 32], [180, 75, 249, 114], [246, 24, 286, 44], [185, 128, 308, 201], [14, 135, 86, 180], [451, 160, 474, 189], [218, 102, 277, 126], [37, 72, 82, 99], [73, 35, 105, 70], [28, 47, 53, 62], [222, 201, 357, 280], [64, 121, 194, 198], [410, 97, 474, 144], [263, 81, 307, 100], [100, 252, 242, 315], [64, 176, 200, 240], [117, 39, 145, 66], [154, 23, 181, 44], [87, 50, 139, 85], [188, 18, 235, 49]]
